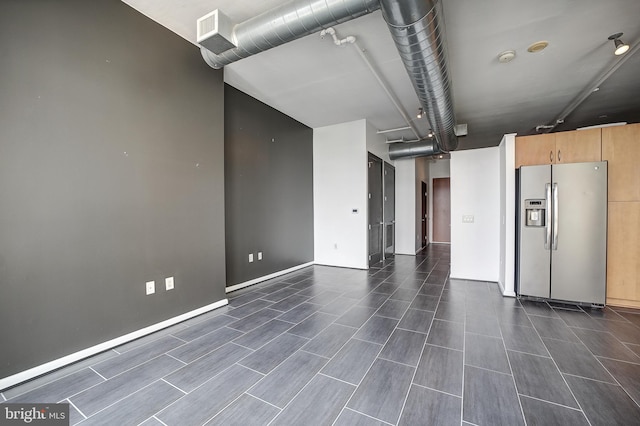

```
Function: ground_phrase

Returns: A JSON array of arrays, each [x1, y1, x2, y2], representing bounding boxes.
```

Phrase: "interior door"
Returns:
[[368, 154, 383, 266], [433, 178, 451, 243], [421, 181, 428, 248], [383, 162, 395, 259]]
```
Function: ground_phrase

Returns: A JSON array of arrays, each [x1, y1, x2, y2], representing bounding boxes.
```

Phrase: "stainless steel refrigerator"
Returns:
[[517, 161, 607, 305]]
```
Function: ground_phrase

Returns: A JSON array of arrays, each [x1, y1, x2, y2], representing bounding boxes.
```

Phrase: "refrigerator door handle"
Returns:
[[552, 183, 559, 250], [545, 183, 552, 250]]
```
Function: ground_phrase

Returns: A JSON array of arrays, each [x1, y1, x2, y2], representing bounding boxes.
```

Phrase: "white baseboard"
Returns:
[[498, 280, 517, 297], [226, 262, 314, 293], [0, 298, 228, 391]]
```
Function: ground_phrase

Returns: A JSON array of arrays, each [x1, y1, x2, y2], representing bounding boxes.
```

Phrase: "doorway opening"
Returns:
[[433, 177, 451, 243]]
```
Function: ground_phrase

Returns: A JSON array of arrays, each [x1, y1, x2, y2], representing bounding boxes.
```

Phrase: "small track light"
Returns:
[[608, 33, 629, 56], [417, 108, 424, 119], [427, 130, 434, 138]]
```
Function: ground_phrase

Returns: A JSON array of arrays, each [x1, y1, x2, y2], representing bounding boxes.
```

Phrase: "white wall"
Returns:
[[450, 148, 501, 281], [314, 120, 368, 269], [499, 134, 517, 296], [366, 121, 392, 163], [428, 159, 450, 243], [395, 158, 416, 255]]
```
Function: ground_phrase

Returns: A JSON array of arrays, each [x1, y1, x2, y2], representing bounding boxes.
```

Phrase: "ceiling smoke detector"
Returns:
[[527, 41, 549, 53], [498, 50, 516, 63]]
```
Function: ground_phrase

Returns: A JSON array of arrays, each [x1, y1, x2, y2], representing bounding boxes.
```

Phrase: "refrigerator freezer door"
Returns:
[[519, 165, 551, 298], [550, 162, 607, 305]]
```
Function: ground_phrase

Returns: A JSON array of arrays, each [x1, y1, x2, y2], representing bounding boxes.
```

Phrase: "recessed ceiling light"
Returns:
[[497, 50, 516, 63], [527, 41, 549, 53]]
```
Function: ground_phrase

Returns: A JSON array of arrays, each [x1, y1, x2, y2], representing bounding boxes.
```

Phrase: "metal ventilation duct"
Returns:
[[379, 0, 457, 154], [388, 140, 439, 160], [200, 0, 380, 69], [198, 0, 458, 157]]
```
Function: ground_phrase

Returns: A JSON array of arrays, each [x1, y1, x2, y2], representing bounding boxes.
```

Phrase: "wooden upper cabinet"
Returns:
[[516, 129, 603, 168], [603, 123, 640, 202], [515, 134, 556, 168], [555, 128, 602, 163]]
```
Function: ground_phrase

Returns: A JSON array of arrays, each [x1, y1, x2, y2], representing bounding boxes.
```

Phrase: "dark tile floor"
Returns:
[[3, 244, 640, 425]]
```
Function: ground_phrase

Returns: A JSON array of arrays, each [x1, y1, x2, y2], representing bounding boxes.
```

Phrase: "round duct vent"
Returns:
[[498, 50, 516, 63], [527, 41, 549, 53]]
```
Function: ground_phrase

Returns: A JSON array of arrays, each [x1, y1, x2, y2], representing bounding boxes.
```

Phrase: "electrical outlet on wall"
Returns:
[[146, 281, 155, 295], [258, 252, 263, 261], [165, 277, 174, 291], [249, 253, 254, 263]]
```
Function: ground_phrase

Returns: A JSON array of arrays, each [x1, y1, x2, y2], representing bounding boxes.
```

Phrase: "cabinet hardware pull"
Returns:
[[550, 150, 554, 163], [558, 150, 561, 162]]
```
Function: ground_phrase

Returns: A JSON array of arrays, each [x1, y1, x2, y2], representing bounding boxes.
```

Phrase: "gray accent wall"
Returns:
[[225, 86, 314, 287], [0, 0, 226, 380]]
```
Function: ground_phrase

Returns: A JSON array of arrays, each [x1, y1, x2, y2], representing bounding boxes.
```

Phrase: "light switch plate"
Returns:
[[249, 253, 254, 263], [165, 277, 174, 291], [146, 281, 155, 295], [257, 252, 263, 261]]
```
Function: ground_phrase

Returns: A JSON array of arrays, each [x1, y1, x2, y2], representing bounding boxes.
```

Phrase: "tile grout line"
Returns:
[[594, 353, 640, 367], [333, 265, 426, 425], [459, 273, 467, 426], [497, 301, 528, 426], [164, 354, 187, 366], [517, 392, 588, 412], [76, 379, 168, 422], [297, 349, 332, 360], [587, 348, 640, 409], [66, 397, 87, 420], [317, 372, 357, 387], [169, 335, 188, 344], [339, 407, 396, 425], [422, 341, 464, 353], [265, 285, 397, 425], [412, 382, 461, 399], [160, 378, 187, 395], [233, 362, 266, 377], [60, 352, 178, 405], [245, 393, 283, 411], [395, 265, 446, 425], [504, 347, 552, 359], [1, 356, 115, 400], [89, 367, 108, 381], [152, 415, 169, 426], [531, 312, 594, 426]]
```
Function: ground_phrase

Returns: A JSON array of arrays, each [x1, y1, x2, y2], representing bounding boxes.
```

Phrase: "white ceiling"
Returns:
[[122, 0, 640, 150]]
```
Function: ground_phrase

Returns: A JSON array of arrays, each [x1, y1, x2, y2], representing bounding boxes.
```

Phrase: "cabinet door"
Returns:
[[515, 134, 556, 168], [555, 128, 601, 163], [606, 202, 640, 308], [603, 123, 640, 202]]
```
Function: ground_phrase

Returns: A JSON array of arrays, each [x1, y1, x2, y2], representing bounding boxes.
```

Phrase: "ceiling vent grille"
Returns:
[[197, 10, 236, 55]]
